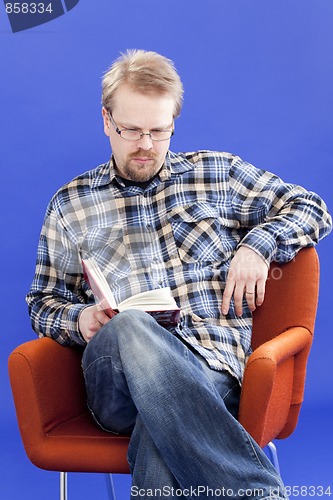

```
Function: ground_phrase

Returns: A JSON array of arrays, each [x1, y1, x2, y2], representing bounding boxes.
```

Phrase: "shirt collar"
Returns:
[[90, 150, 195, 189], [90, 160, 114, 189], [162, 150, 195, 179]]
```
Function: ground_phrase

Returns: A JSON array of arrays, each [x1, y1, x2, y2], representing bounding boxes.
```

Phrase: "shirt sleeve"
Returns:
[[26, 199, 90, 346], [229, 156, 332, 265]]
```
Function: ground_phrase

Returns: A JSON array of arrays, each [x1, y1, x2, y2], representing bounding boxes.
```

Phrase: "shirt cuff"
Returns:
[[238, 227, 277, 267], [67, 304, 89, 345]]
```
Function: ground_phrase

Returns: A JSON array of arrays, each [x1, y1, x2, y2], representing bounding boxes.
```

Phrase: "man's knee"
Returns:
[[102, 309, 158, 344], [87, 309, 158, 355], [109, 309, 154, 331], [82, 311, 152, 376]]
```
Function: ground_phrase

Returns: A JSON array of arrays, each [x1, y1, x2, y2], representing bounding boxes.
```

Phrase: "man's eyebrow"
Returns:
[[117, 121, 140, 129], [117, 120, 173, 130]]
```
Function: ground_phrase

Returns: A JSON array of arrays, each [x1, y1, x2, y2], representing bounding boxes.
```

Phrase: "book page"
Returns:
[[118, 287, 179, 312]]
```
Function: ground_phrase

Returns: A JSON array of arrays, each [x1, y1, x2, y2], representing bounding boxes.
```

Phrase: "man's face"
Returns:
[[102, 85, 175, 182]]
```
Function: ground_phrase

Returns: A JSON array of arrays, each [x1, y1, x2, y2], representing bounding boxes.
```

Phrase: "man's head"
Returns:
[[102, 49, 183, 119], [101, 50, 183, 182]]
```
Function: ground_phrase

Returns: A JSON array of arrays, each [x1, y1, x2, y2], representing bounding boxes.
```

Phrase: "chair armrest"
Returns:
[[8, 338, 87, 437], [238, 326, 313, 447], [9, 337, 132, 474]]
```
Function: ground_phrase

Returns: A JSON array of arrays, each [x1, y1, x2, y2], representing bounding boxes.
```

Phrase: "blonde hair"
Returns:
[[102, 49, 184, 118]]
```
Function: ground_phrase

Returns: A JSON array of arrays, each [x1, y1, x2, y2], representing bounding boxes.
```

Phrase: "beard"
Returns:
[[116, 150, 163, 183]]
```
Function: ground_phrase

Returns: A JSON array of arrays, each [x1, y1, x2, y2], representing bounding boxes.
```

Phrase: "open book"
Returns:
[[82, 257, 180, 327]]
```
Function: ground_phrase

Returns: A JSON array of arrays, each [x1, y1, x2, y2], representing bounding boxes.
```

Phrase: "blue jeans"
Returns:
[[82, 310, 287, 500]]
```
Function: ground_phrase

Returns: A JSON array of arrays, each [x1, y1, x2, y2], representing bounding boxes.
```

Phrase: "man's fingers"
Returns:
[[96, 309, 111, 326], [79, 305, 111, 343], [244, 283, 259, 311], [221, 278, 235, 315], [255, 278, 266, 306], [225, 279, 266, 317], [222, 248, 268, 316], [233, 282, 246, 316]]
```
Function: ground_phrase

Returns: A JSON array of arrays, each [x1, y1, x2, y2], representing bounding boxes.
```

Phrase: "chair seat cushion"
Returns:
[[34, 411, 130, 473]]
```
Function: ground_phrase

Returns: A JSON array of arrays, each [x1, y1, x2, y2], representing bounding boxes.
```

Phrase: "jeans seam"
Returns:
[[82, 354, 116, 374], [86, 400, 121, 434], [238, 424, 268, 471], [222, 382, 239, 402]]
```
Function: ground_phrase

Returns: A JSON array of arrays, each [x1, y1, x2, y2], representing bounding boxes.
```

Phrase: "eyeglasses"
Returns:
[[107, 111, 174, 142]]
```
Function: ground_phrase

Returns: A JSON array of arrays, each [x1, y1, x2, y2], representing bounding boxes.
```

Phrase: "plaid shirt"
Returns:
[[27, 150, 332, 382]]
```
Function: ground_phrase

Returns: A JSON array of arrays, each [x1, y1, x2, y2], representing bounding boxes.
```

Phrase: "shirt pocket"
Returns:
[[167, 203, 228, 264]]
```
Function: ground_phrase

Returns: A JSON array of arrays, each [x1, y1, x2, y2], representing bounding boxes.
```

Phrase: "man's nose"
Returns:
[[137, 133, 154, 149]]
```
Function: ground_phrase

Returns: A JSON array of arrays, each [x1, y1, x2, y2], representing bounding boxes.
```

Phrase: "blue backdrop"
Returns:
[[1, 1, 332, 498]]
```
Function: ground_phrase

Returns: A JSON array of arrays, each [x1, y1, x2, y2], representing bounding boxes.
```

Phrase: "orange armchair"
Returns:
[[8, 247, 319, 500]]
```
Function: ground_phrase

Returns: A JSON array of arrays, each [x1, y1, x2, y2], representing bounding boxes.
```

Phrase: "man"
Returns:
[[27, 50, 331, 499]]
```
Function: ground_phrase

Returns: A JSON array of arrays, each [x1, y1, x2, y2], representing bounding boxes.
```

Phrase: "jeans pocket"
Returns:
[[222, 382, 241, 419]]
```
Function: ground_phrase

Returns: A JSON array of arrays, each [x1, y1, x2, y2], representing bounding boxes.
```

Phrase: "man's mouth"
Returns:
[[132, 157, 154, 165]]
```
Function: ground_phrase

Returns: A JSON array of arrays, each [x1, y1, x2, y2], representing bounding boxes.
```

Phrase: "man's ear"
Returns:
[[102, 107, 111, 136]]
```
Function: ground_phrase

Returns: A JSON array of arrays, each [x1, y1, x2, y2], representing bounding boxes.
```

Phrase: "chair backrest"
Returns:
[[252, 246, 319, 350]]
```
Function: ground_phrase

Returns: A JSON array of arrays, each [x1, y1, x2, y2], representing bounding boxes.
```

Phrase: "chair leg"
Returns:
[[60, 472, 68, 500], [59, 471, 116, 500], [105, 474, 117, 500], [266, 441, 280, 474]]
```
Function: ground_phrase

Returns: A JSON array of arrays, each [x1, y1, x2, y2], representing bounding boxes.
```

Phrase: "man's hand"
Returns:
[[221, 246, 269, 317], [78, 305, 111, 343]]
